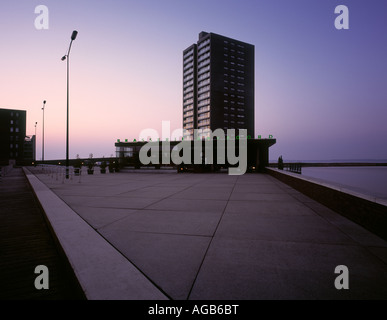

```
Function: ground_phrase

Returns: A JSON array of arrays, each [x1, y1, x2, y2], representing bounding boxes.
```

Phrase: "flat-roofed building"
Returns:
[[0, 108, 27, 165], [183, 32, 255, 140]]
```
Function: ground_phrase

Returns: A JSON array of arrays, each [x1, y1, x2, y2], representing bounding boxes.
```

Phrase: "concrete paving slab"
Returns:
[[198, 176, 238, 185], [70, 206, 138, 229], [170, 186, 233, 200], [235, 174, 273, 185], [189, 237, 387, 300], [117, 186, 188, 199], [229, 192, 295, 201], [98, 230, 211, 300], [52, 185, 149, 197], [290, 192, 319, 203], [149, 177, 208, 187], [61, 195, 162, 210], [276, 186, 304, 195], [224, 200, 318, 217], [98, 209, 222, 236], [216, 212, 356, 244], [232, 184, 287, 194], [146, 198, 228, 213]]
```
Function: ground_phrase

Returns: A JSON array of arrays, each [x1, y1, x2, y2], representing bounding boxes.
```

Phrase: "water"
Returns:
[[301, 166, 387, 200]]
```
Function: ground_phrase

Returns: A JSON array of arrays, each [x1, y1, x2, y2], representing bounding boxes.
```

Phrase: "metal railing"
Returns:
[[285, 163, 302, 174], [31, 164, 84, 184]]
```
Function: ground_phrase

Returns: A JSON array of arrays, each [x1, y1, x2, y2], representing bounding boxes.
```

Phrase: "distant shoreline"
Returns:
[[268, 162, 387, 167]]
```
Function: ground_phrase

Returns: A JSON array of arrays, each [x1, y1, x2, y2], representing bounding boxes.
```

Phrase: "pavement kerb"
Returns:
[[23, 167, 168, 300]]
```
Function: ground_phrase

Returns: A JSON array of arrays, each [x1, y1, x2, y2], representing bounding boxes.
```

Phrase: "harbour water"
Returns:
[[301, 166, 387, 200]]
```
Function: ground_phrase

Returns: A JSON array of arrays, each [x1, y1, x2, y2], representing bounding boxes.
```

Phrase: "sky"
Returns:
[[1, 0, 387, 161]]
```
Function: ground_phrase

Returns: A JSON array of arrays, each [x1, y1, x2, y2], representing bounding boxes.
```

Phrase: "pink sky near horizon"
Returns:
[[1, 1, 185, 159], [1, 0, 387, 161]]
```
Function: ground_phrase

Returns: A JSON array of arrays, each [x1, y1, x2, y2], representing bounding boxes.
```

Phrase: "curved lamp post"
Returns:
[[61, 30, 78, 179]]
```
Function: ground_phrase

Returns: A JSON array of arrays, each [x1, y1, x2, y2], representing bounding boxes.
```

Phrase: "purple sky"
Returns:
[[1, 0, 386, 161]]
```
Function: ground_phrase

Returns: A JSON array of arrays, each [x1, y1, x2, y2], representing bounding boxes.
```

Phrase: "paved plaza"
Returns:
[[24, 167, 387, 300]]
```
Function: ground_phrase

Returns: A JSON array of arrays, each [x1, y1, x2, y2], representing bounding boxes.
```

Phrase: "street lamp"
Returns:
[[34, 122, 38, 162], [41, 100, 46, 163], [61, 30, 78, 179]]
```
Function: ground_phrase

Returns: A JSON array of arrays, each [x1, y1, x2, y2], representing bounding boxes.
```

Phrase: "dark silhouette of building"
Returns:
[[23, 135, 36, 163], [115, 137, 276, 173], [0, 108, 28, 165], [183, 32, 255, 139]]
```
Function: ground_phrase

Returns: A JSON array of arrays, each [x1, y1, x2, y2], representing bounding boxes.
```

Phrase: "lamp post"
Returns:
[[41, 101, 46, 163], [61, 30, 78, 179], [34, 122, 38, 162]]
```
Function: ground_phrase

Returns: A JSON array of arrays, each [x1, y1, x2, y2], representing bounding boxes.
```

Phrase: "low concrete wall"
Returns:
[[266, 168, 387, 242]]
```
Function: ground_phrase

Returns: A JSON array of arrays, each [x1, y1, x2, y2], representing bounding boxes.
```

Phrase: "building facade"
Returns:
[[23, 135, 36, 163], [115, 138, 276, 173], [0, 108, 27, 165], [183, 32, 255, 139]]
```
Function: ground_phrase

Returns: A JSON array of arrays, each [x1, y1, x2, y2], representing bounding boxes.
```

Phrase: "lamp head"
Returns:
[[61, 55, 67, 61], [71, 30, 78, 41], [43, 100, 46, 105]]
